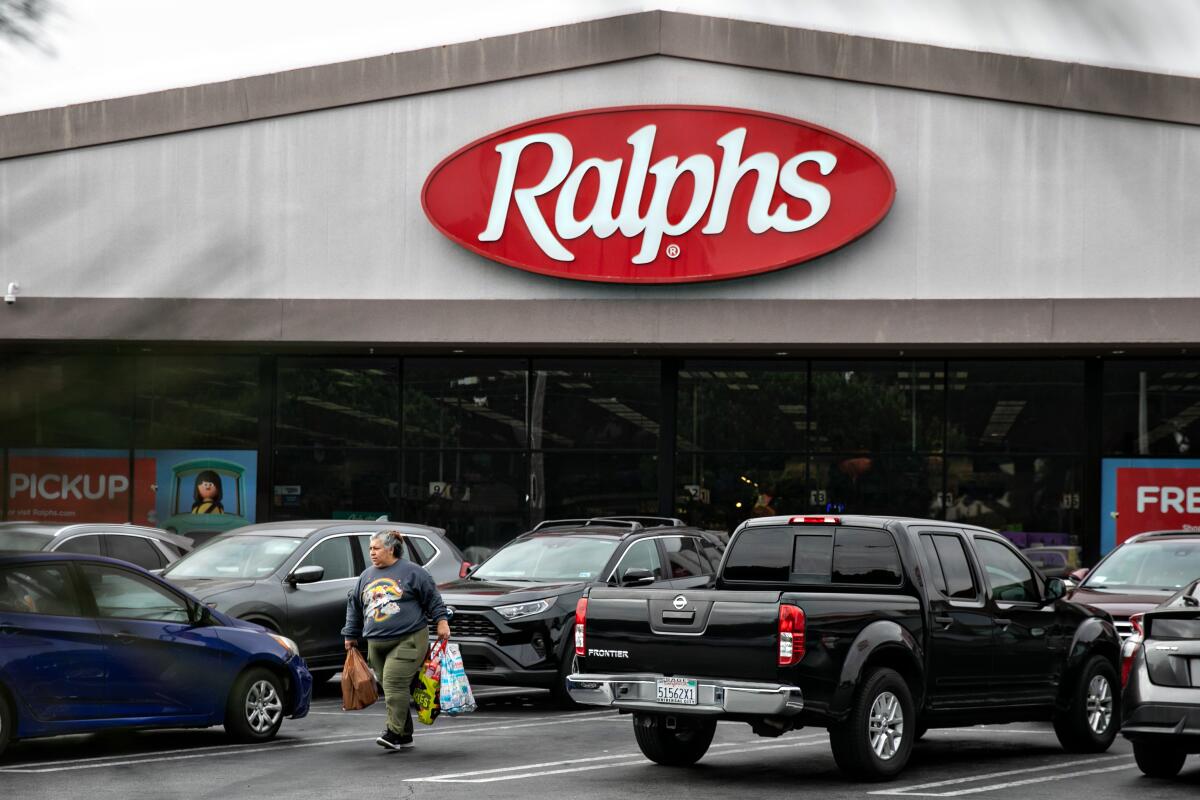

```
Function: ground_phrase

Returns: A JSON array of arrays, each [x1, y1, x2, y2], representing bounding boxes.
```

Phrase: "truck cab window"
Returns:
[[975, 538, 1039, 603]]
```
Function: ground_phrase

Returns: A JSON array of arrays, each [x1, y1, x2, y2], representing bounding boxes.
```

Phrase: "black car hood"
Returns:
[[438, 578, 587, 608], [168, 576, 261, 600]]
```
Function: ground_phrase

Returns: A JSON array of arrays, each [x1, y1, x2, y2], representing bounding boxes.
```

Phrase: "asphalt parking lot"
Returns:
[[2, 681, 1199, 800]]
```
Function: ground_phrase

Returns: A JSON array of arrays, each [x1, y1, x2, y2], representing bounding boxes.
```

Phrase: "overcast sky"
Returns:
[[2, 0, 1199, 115]]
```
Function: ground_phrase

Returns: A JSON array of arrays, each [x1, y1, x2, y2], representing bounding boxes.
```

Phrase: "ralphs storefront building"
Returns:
[[1, 11, 1199, 563]]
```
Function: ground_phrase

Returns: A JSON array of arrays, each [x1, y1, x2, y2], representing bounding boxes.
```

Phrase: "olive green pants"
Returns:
[[367, 628, 429, 736]]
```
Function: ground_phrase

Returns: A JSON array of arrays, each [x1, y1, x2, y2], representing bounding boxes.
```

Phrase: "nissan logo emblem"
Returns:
[[673, 595, 687, 610]]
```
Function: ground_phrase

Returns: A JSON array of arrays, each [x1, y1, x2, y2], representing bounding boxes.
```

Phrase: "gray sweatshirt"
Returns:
[[341, 559, 448, 640]]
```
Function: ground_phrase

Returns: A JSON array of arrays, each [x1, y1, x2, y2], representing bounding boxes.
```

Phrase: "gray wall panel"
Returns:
[[2, 57, 1198, 319]]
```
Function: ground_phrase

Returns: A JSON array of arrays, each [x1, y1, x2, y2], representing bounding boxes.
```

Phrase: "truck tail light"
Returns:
[[789, 516, 841, 525], [575, 597, 588, 657], [1121, 612, 1145, 688], [779, 604, 806, 666]]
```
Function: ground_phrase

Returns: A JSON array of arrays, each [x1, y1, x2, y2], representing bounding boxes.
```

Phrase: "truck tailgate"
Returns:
[[582, 587, 783, 682]]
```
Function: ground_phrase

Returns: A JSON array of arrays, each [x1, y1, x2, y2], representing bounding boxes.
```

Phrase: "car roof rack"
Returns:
[[529, 516, 688, 533], [530, 518, 595, 532], [592, 516, 687, 529], [531, 517, 646, 532]]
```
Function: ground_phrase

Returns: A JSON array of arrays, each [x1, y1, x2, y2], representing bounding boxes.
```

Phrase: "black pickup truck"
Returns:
[[567, 514, 1121, 781]]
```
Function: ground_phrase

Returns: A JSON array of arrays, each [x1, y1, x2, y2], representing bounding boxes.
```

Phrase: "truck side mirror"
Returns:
[[1043, 577, 1067, 604]]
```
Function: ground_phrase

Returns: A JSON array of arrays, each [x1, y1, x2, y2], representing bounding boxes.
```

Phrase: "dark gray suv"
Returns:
[[161, 520, 468, 679]]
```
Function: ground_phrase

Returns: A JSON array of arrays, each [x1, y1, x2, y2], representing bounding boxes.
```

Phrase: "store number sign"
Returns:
[[422, 106, 895, 284]]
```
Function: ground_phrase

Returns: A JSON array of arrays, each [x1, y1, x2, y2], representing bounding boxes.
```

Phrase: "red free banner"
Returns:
[[1114, 466, 1200, 545]]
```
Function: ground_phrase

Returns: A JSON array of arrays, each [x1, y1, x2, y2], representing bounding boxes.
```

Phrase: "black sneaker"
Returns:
[[376, 730, 414, 751]]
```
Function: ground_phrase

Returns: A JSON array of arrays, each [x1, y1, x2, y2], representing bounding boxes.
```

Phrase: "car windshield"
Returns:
[[164, 536, 305, 579], [0, 529, 51, 551], [1084, 539, 1200, 592], [471, 536, 619, 583]]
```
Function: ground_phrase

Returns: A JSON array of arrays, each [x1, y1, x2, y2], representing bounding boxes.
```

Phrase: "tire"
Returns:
[[0, 690, 13, 761], [224, 668, 286, 743], [632, 713, 717, 766], [828, 667, 915, 781], [550, 631, 585, 709], [1053, 655, 1119, 753], [1133, 741, 1186, 778]]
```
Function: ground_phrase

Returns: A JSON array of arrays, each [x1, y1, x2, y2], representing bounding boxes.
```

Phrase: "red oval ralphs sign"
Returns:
[[422, 106, 895, 284]]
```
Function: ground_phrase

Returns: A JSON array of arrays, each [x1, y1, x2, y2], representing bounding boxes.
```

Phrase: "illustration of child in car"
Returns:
[[191, 469, 226, 515]]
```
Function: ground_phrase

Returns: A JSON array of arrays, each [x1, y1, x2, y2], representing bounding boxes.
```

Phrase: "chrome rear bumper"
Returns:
[[566, 672, 804, 716]]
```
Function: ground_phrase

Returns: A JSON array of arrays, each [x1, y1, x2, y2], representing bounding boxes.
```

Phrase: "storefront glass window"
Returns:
[[530, 360, 660, 451], [401, 450, 528, 560], [943, 455, 1083, 541], [270, 448, 397, 522], [678, 361, 806, 452], [2, 355, 131, 449], [1, 355, 133, 523], [135, 357, 259, 449], [1102, 360, 1200, 457], [810, 361, 943, 453], [276, 359, 399, 447], [539, 452, 658, 523], [404, 359, 527, 449], [946, 361, 1084, 453], [675, 452, 810, 531], [809, 453, 944, 520]]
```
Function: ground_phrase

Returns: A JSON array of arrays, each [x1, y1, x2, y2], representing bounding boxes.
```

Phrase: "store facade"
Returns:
[[2, 13, 1199, 562]]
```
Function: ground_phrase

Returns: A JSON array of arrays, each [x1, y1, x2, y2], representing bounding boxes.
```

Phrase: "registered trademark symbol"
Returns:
[[665, 243, 681, 259]]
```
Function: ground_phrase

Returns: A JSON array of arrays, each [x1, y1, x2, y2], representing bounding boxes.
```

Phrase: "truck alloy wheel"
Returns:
[[829, 667, 915, 781], [868, 691, 905, 760], [1053, 656, 1118, 753]]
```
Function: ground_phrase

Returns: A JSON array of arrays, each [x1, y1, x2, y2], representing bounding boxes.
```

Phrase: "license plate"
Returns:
[[656, 677, 698, 705]]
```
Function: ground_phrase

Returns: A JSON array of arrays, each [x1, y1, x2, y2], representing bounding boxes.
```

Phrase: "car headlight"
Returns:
[[269, 633, 301, 658], [495, 599, 553, 621]]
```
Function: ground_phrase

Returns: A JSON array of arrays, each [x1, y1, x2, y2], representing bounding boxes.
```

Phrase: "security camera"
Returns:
[[4, 282, 18, 305]]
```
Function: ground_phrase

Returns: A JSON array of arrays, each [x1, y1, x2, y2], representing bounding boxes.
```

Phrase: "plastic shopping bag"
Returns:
[[412, 640, 445, 725], [438, 642, 477, 716], [340, 647, 378, 711]]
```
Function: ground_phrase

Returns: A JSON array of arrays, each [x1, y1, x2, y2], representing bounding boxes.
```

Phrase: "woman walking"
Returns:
[[343, 529, 450, 751]]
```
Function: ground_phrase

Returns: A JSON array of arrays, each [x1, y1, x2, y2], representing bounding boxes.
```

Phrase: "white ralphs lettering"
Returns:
[[478, 125, 837, 264]]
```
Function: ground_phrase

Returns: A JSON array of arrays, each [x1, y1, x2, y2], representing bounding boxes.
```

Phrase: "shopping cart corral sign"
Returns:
[[422, 106, 895, 284]]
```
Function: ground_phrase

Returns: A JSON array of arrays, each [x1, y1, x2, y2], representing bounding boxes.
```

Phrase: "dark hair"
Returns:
[[193, 470, 224, 504]]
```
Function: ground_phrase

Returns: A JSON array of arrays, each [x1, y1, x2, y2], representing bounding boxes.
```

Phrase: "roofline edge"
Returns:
[[1, 10, 1197, 161]]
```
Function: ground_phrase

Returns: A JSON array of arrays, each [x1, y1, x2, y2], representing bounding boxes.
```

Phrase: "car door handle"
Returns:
[[112, 631, 139, 645], [995, 618, 1012, 630], [0, 624, 19, 635], [934, 615, 954, 627]]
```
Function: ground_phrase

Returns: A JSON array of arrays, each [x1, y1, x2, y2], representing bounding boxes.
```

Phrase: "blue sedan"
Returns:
[[0, 553, 312, 758]]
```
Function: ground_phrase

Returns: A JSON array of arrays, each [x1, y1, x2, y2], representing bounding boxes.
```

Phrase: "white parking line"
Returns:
[[870, 755, 1134, 796], [406, 734, 830, 783], [0, 711, 618, 774]]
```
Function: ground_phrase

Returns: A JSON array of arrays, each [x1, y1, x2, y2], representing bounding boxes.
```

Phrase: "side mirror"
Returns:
[[1069, 568, 1089, 584], [620, 568, 655, 587], [288, 565, 325, 585], [190, 603, 214, 626], [1044, 577, 1067, 604]]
